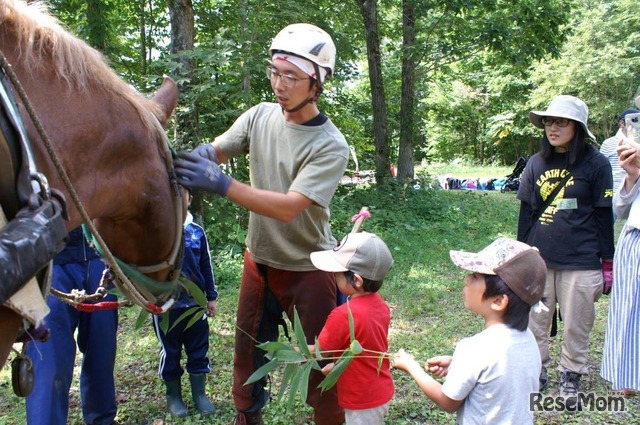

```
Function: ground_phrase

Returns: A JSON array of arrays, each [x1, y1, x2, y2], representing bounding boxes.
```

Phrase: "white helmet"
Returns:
[[269, 23, 336, 77]]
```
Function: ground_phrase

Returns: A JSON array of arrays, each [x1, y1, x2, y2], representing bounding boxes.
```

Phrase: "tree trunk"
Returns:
[[238, 0, 251, 96], [397, 0, 416, 181], [355, 0, 389, 184], [166, 0, 205, 220], [86, 0, 110, 52], [166, 0, 195, 145], [139, 0, 147, 75]]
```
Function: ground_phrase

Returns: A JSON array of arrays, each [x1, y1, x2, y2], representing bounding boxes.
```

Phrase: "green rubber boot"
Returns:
[[189, 373, 216, 416], [165, 379, 188, 418]]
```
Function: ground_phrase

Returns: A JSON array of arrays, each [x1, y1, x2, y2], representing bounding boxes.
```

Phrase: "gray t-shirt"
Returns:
[[216, 102, 349, 271], [442, 324, 540, 425]]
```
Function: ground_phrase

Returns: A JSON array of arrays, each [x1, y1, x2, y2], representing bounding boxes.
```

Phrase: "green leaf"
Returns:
[[134, 308, 149, 330], [185, 308, 205, 330], [347, 301, 355, 342], [272, 349, 306, 363], [287, 366, 304, 410], [319, 351, 354, 392], [179, 277, 208, 307], [314, 337, 323, 360], [160, 310, 170, 334], [244, 358, 279, 386], [293, 307, 312, 358], [168, 306, 203, 333], [377, 353, 385, 374], [298, 362, 313, 407], [349, 340, 363, 355], [277, 363, 298, 402], [256, 341, 294, 353], [108, 287, 124, 298]]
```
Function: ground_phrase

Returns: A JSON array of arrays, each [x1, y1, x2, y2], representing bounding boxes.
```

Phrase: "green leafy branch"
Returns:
[[133, 276, 209, 333], [243, 305, 391, 411]]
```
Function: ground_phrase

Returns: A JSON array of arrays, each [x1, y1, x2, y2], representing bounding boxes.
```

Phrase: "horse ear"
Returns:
[[151, 76, 179, 129]]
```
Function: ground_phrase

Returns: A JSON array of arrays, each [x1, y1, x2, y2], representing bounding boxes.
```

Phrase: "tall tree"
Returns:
[[166, 0, 196, 144], [354, 0, 390, 183], [397, 0, 416, 180]]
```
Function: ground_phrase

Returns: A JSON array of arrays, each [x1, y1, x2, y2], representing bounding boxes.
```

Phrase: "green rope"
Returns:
[[82, 224, 179, 297]]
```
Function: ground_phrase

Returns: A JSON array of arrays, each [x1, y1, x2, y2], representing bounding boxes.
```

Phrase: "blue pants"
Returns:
[[152, 307, 211, 381], [25, 259, 118, 425]]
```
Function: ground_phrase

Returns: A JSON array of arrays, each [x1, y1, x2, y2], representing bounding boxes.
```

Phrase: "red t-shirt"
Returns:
[[317, 293, 394, 409]]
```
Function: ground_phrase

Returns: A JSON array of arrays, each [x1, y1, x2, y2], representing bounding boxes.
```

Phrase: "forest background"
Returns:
[[45, 0, 640, 181], [38, 0, 640, 237]]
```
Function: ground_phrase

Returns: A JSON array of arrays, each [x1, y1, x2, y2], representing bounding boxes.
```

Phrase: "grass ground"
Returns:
[[1, 186, 637, 424]]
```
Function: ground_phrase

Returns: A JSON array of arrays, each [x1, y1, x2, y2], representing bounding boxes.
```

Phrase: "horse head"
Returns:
[[0, 0, 185, 365]]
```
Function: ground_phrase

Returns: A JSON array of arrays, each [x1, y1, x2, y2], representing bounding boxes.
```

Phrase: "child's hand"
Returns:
[[321, 362, 335, 376], [206, 300, 218, 317], [426, 355, 452, 378], [392, 349, 420, 372]]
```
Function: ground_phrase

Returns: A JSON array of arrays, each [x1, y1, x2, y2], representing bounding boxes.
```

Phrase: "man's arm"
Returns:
[[177, 144, 314, 222], [226, 181, 313, 222]]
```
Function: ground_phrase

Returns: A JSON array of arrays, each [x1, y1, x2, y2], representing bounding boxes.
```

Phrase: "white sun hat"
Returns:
[[529, 95, 596, 140]]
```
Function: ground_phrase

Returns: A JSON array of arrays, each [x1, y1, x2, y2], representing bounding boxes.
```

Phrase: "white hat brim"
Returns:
[[310, 250, 349, 273], [449, 250, 496, 275]]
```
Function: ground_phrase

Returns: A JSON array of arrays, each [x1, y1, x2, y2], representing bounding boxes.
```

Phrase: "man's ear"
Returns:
[[491, 294, 509, 312]]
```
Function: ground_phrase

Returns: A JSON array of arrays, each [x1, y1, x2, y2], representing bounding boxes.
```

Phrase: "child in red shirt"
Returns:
[[310, 232, 395, 425]]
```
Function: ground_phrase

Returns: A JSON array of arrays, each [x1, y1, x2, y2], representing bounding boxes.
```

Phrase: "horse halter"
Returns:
[[0, 49, 186, 315]]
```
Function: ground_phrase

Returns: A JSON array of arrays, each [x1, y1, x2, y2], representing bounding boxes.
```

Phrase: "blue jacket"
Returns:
[[177, 212, 217, 308], [53, 227, 100, 265]]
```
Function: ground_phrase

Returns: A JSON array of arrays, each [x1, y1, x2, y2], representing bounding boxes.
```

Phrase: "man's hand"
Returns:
[[192, 144, 219, 163], [175, 151, 232, 196]]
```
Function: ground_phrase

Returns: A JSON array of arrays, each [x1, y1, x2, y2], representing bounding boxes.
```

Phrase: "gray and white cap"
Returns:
[[311, 232, 393, 281]]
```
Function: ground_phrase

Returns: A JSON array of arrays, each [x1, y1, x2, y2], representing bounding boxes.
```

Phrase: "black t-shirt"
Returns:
[[517, 147, 614, 269]]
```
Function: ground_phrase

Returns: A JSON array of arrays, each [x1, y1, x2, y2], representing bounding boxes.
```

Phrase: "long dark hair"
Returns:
[[539, 121, 591, 168]]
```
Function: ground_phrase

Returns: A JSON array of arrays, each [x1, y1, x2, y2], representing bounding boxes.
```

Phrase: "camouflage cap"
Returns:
[[449, 238, 547, 306]]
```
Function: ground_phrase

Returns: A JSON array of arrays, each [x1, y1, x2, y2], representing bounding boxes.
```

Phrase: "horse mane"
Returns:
[[0, 0, 167, 131]]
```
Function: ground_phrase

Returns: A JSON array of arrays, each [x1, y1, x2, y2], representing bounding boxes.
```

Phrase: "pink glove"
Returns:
[[602, 260, 613, 295]]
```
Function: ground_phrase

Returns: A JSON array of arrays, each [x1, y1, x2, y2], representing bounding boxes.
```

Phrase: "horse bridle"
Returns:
[[0, 49, 186, 314]]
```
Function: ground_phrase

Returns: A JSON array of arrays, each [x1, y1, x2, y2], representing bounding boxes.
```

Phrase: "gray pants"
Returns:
[[529, 268, 602, 374], [345, 402, 390, 425]]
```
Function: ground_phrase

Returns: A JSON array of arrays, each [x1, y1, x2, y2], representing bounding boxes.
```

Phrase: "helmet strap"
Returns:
[[312, 63, 324, 98], [284, 96, 315, 113], [283, 73, 321, 113]]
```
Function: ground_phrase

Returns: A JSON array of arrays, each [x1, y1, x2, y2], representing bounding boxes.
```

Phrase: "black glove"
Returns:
[[192, 144, 219, 163], [175, 151, 232, 196]]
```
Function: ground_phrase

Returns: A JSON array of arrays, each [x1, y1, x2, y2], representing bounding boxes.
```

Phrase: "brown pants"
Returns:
[[232, 250, 344, 425]]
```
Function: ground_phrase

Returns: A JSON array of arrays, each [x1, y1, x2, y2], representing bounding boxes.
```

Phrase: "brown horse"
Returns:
[[0, 0, 181, 365]]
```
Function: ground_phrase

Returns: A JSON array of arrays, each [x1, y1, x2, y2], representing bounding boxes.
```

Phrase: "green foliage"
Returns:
[[529, 0, 640, 141], [132, 277, 208, 334]]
